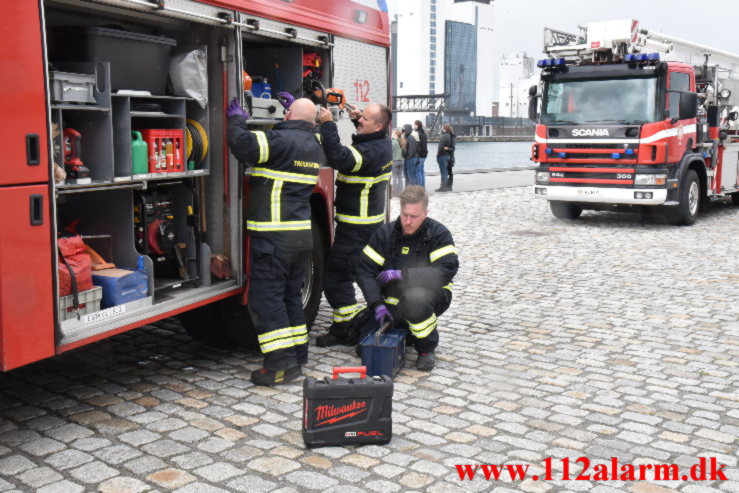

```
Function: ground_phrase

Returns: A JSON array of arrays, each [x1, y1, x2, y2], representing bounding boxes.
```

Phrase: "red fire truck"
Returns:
[[530, 19, 739, 224], [0, 0, 390, 370]]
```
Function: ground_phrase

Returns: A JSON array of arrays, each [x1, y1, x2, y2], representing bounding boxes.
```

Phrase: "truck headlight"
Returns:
[[536, 171, 550, 183], [634, 174, 667, 186]]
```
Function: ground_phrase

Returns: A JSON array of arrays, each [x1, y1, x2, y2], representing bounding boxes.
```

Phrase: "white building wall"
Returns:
[[497, 53, 534, 117]]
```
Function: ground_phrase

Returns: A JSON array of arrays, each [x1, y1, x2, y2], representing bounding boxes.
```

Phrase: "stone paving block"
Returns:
[[16, 466, 63, 488], [68, 460, 119, 483]]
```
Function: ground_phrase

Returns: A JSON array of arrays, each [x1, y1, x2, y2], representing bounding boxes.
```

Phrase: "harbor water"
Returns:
[[444, 141, 534, 171]]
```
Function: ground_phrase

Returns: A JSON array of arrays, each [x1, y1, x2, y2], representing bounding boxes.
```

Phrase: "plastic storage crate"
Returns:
[[58, 286, 102, 321], [50, 71, 96, 103]]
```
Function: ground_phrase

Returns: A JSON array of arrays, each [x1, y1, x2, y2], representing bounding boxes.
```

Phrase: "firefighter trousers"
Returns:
[[247, 236, 310, 371], [360, 286, 452, 353], [325, 223, 379, 331]]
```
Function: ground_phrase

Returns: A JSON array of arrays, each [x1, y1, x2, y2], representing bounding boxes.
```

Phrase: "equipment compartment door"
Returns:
[[0, 2, 50, 185], [0, 186, 55, 370], [332, 36, 389, 143]]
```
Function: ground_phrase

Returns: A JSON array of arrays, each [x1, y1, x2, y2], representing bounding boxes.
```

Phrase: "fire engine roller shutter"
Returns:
[[0, 186, 55, 370], [0, 1, 49, 185], [332, 36, 389, 144]]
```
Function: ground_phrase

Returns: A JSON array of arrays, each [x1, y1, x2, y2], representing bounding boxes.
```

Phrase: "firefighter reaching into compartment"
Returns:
[[314, 103, 394, 347], [226, 95, 322, 386], [356, 186, 458, 371]]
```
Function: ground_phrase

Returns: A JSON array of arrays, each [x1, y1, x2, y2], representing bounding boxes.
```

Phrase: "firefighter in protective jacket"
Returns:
[[227, 97, 322, 386], [356, 186, 458, 371], [315, 103, 394, 346]]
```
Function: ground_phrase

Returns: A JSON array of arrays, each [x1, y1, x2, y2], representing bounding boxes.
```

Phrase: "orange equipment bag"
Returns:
[[58, 235, 93, 298]]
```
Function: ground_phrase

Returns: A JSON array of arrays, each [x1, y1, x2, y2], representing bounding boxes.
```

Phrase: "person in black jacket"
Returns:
[[436, 124, 456, 192], [227, 97, 323, 386], [402, 124, 418, 186], [356, 185, 458, 370], [414, 120, 428, 188], [315, 103, 393, 347]]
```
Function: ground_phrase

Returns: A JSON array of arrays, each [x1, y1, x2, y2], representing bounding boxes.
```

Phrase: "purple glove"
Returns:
[[374, 304, 393, 327], [227, 97, 249, 119], [376, 269, 402, 286], [276, 91, 295, 109]]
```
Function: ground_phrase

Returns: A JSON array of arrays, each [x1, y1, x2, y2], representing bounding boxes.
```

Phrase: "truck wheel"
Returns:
[[302, 215, 327, 329], [731, 192, 739, 206], [550, 201, 582, 219], [672, 169, 700, 225], [177, 302, 232, 348]]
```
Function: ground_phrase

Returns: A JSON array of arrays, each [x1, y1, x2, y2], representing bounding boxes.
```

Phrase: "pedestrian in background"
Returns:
[[402, 123, 418, 186], [414, 120, 428, 188], [435, 123, 455, 192], [446, 125, 457, 192], [391, 128, 405, 198]]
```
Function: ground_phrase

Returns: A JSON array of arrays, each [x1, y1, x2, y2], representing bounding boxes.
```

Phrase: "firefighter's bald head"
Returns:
[[286, 98, 318, 123]]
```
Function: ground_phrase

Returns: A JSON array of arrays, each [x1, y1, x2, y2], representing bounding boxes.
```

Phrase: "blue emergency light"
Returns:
[[625, 149, 635, 155], [537, 58, 566, 68], [611, 153, 621, 159], [558, 152, 566, 158], [545, 148, 553, 154], [624, 53, 660, 62]]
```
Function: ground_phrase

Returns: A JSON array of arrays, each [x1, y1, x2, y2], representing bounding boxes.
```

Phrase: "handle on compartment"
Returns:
[[332, 366, 366, 380]]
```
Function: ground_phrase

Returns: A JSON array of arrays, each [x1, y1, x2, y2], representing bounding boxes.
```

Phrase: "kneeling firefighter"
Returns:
[[356, 186, 458, 371]]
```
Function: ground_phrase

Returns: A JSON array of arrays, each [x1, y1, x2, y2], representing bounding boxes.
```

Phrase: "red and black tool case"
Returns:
[[303, 366, 393, 448]]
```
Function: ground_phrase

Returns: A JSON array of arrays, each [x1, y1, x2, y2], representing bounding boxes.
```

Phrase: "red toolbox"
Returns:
[[303, 366, 393, 448], [139, 129, 184, 173]]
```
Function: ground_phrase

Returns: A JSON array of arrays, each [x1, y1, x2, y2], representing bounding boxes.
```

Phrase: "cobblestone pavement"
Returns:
[[1, 187, 738, 493]]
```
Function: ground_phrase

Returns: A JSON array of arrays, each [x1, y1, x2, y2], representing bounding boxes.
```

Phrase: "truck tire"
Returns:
[[177, 301, 232, 348], [550, 201, 582, 219], [302, 214, 327, 328], [731, 192, 739, 206], [671, 169, 700, 225]]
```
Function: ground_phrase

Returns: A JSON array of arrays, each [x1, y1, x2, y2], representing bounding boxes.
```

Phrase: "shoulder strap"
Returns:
[[58, 245, 80, 317]]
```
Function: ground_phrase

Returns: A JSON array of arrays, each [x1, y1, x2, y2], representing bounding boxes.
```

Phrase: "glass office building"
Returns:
[[444, 20, 477, 112]]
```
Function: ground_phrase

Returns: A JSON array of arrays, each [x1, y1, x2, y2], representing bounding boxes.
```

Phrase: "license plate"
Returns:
[[83, 304, 126, 324], [576, 189, 600, 196]]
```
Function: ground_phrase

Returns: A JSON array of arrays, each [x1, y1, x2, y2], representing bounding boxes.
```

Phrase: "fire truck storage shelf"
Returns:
[[44, 1, 235, 344]]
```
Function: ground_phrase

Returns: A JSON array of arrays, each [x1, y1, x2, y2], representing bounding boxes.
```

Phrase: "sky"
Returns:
[[385, 0, 738, 94]]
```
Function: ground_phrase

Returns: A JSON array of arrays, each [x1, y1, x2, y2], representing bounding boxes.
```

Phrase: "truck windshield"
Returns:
[[542, 77, 658, 125]]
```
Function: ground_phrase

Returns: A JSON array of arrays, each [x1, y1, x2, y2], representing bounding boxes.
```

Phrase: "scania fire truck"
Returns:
[[0, 0, 389, 370], [529, 19, 739, 224]]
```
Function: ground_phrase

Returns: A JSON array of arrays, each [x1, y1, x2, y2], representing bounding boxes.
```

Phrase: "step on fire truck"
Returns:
[[0, 0, 389, 371], [529, 19, 739, 224]]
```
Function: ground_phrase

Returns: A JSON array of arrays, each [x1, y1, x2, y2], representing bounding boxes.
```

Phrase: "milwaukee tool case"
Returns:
[[359, 321, 406, 377], [303, 367, 393, 448]]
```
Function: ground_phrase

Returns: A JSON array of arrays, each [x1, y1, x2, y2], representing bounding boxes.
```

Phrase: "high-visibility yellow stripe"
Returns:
[[247, 220, 311, 231], [408, 313, 437, 339], [360, 183, 371, 217], [384, 297, 399, 306], [362, 245, 385, 266], [348, 146, 363, 172], [253, 131, 269, 163], [315, 133, 322, 144], [443, 283, 454, 291], [336, 213, 385, 225], [259, 325, 308, 353], [271, 180, 283, 223], [252, 168, 318, 185], [333, 304, 361, 322], [429, 244, 458, 262], [336, 172, 391, 184]]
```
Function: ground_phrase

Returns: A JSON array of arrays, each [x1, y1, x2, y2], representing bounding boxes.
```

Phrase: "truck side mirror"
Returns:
[[528, 85, 538, 121], [679, 92, 698, 120]]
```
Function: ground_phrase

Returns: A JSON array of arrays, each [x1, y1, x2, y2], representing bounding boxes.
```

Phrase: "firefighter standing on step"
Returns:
[[227, 95, 322, 386], [356, 185, 458, 371], [315, 103, 393, 347]]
